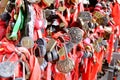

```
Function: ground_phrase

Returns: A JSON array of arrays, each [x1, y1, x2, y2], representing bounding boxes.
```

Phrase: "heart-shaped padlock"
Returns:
[[56, 44, 74, 73]]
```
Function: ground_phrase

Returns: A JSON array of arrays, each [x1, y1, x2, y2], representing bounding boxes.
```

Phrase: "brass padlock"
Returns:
[[56, 44, 75, 73], [46, 39, 57, 52], [96, 16, 108, 26], [93, 11, 104, 20], [21, 36, 34, 49]]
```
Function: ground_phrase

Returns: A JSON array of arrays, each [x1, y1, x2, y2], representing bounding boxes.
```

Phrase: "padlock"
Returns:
[[6, 1, 15, 13], [96, 16, 108, 26], [14, 61, 25, 80], [56, 44, 75, 73], [43, 9, 56, 19], [46, 39, 57, 52], [88, 21, 96, 29], [67, 27, 84, 44], [45, 39, 57, 62], [65, 41, 74, 53], [45, 52, 53, 62], [36, 38, 47, 46], [93, 11, 104, 20], [82, 51, 93, 58], [21, 36, 34, 49], [34, 45, 46, 57], [40, 58, 48, 70], [51, 49, 59, 62], [0, 52, 17, 78], [103, 31, 111, 40], [78, 11, 92, 21], [82, 22, 89, 31], [0, 12, 11, 22]]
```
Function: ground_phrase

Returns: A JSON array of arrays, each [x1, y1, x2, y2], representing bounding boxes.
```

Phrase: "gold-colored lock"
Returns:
[[56, 44, 75, 73], [58, 47, 65, 56], [46, 39, 57, 52], [21, 36, 34, 49], [93, 11, 104, 20]]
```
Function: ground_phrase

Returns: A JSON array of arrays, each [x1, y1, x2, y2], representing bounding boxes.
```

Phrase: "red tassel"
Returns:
[[56, 11, 68, 27], [107, 33, 114, 64], [46, 62, 52, 80]]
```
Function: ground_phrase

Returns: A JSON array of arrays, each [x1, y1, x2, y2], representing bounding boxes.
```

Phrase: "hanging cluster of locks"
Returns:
[[0, 0, 120, 80]]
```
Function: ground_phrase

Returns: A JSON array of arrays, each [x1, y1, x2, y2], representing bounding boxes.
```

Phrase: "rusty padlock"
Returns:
[[96, 16, 108, 26], [67, 27, 84, 44], [56, 44, 75, 73], [78, 11, 92, 21]]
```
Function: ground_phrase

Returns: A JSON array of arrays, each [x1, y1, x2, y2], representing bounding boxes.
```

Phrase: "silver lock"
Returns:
[[0, 52, 17, 78], [14, 61, 25, 80]]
